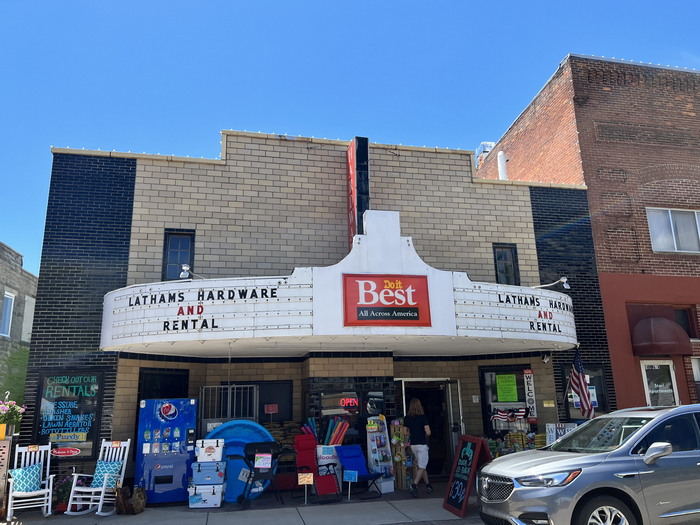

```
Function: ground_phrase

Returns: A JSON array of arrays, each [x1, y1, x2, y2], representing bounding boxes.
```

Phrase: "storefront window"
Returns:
[[34, 370, 104, 458], [480, 365, 530, 437], [565, 364, 609, 417]]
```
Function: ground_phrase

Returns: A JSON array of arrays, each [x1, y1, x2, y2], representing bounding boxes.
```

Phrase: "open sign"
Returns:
[[339, 398, 359, 408]]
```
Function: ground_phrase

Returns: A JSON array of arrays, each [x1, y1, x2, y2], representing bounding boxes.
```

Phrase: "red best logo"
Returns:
[[356, 279, 417, 306], [343, 274, 431, 327]]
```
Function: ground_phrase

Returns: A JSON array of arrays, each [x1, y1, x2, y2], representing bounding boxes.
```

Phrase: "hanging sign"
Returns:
[[496, 374, 518, 402], [523, 369, 537, 421]]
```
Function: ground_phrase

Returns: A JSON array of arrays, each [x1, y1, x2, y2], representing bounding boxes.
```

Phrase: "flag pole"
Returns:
[[563, 345, 578, 420]]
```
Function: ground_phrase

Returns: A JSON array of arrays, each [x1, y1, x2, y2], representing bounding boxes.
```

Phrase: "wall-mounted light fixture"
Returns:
[[179, 264, 206, 279], [541, 353, 551, 364], [532, 277, 570, 290]]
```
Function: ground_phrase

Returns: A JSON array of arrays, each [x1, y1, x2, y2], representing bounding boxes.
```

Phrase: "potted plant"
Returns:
[[54, 474, 86, 512], [0, 391, 25, 439], [54, 474, 74, 513]]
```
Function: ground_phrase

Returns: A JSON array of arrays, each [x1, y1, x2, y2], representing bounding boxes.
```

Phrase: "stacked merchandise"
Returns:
[[188, 439, 226, 508], [262, 421, 301, 491], [366, 415, 394, 494], [534, 433, 547, 448], [389, 422, 412, 490]]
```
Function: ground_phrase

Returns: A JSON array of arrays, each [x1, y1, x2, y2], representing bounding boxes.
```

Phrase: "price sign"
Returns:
[[343, 469, 358, 483], [298, 473, 314, 485], [443, 435, 492, 518], [264, 404, 279, 415], [254, 453, 272, 469]]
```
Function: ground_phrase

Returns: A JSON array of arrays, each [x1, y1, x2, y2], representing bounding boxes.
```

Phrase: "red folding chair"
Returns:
[[293, 434, 340, 504]]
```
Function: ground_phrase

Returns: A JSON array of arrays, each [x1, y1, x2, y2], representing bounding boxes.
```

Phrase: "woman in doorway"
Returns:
[[404, 398, 432, 497]]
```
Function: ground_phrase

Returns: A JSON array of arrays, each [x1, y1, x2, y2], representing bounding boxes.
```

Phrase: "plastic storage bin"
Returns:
[[188, 484, 225, 508], [195, 439, 224, 462], [192, 461, 226, 485]]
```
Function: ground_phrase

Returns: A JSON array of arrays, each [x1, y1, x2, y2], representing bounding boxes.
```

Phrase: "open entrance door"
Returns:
[[395, 378, 464, 478]]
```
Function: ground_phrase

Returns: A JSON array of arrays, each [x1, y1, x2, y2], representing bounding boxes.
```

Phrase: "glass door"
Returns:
[[640, 360, 679, 406], [394, 378, 464, 476]]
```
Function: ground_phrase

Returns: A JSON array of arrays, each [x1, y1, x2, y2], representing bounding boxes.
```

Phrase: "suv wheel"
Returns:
[[574, 496, 638, 525]]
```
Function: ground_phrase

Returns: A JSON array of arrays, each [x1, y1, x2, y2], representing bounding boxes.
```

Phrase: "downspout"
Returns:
[[497, 151, 509, 180]]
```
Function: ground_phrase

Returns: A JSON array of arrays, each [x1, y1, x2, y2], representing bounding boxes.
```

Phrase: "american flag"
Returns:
[[490, 409, 510, 421], [570, 349, 594, 419]]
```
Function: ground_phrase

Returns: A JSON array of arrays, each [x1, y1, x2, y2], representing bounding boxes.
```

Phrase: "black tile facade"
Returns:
[[22, 154, 136, 444], [529, 186, 617, 420]]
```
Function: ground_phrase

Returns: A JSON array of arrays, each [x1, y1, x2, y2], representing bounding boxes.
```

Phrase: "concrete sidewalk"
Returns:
[[3, 484, 485, 525]]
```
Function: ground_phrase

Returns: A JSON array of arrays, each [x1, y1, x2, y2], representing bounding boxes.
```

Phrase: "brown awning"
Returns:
[[631, 317, 692, 356]]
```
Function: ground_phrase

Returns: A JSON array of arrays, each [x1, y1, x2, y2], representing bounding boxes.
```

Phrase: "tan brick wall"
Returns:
[[113, 359, 206, 440], [125, 131, 541, 286], [304, 356, 393, 378], [113, 358, 306, 436], [371, 146, 541, 283], [127, 133, 349, 284]]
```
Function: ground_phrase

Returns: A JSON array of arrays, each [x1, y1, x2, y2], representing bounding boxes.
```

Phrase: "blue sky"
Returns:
[[2, 1, 699, 276]]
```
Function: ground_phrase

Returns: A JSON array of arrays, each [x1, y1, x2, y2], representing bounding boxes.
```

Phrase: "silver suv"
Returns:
[[477, 404, 700, 525]]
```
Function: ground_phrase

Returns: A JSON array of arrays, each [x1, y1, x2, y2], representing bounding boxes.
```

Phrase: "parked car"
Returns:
[[477, 404, 700, 525]]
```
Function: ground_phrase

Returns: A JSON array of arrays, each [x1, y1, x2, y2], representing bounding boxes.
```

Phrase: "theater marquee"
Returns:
[[342, 274, 431, 327]]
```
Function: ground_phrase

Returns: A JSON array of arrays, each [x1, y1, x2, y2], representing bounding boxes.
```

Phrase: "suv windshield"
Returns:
[[550, 416, 652, 453]]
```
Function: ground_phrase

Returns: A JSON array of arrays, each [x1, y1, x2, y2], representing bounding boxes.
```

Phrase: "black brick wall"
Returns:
[[529, 186, 617, 420], [22, 153, 136, 444]]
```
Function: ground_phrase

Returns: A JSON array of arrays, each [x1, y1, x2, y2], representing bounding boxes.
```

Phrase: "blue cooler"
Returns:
[[192, 461, 226, 485]]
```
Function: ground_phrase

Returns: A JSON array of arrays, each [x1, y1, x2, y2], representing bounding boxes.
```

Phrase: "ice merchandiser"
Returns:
[[136, 398, 198, 504]]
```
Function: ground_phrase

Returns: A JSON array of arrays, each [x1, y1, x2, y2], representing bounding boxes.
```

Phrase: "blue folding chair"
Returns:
[[335, 445, 382, 499]]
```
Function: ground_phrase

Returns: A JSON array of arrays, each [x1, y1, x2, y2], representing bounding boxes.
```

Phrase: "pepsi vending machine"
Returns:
[[136, 398, 198, 503]]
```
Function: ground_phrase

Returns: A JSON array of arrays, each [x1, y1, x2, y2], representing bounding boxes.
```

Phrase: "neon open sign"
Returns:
[[339, 397, 359, 408]]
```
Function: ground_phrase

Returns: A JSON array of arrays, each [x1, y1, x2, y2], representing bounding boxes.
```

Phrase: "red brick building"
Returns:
[[477, 54, 700, 408]]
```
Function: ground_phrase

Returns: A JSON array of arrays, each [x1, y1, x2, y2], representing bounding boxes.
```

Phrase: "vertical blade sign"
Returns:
[[346, 137, 370, 250]]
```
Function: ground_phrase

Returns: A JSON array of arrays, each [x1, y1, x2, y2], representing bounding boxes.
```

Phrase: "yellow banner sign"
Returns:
[[50, 432, 88, 442]]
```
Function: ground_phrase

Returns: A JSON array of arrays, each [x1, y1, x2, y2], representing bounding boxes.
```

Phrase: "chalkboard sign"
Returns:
[[34, 370, 105, 459], [443, 435, 492, 518]]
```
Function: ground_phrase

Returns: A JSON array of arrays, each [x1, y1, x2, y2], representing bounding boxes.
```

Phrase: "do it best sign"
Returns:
[[343, 274, 431, 327]]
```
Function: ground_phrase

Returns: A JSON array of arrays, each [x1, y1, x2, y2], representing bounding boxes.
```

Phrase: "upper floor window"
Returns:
[[163, 230, 195, 281], [674, 308, 696, 338], [1, 292, 15, 337], [493, 243, 520, 285], [647, 208, 700, 253]]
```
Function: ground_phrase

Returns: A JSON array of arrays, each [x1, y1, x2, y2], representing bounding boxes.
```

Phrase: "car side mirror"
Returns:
[[643, 441, 672, 465]]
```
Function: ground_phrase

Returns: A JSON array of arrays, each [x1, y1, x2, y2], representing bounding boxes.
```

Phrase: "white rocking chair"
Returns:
[[6, 444, 54, 521], [65, 439, 131, 516]]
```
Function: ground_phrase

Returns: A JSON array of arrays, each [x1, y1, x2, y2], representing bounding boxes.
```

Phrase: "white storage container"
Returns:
[[188, 483, 225, 508], [195, 439, 224, 462]]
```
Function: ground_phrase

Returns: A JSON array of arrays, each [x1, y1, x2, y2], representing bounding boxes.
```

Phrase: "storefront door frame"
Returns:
[[395, 377, 464, 466], [640, 360, 680, 406]]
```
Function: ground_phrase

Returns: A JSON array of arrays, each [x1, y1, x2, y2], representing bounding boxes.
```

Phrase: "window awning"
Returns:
[[631, 317, 692, 356]]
